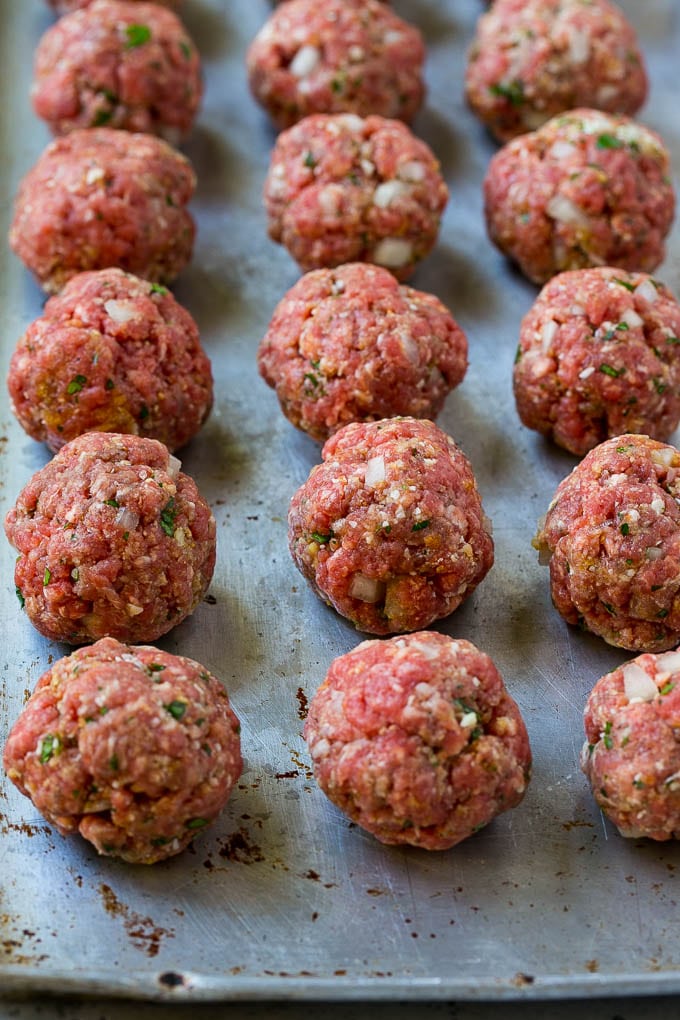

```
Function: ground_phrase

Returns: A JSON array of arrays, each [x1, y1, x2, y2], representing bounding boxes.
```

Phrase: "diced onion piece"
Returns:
[[645, 545, 663, 560], [338, 114, 364, 132], [569, 303, 586, 316], [115, 507, 140, 532], [104, 299, 139, 324], [290, 45, 320, 78], [460, 711, 478, 729], [372, 238, 413, 269], [567, 27, 590, 64], [579, 365, 595, 379], [318, 185, 343, 217], [397, 330, 420, 364], [651, 447, 675, 468], [349, 574, 385, 603], [622, 662, 658, 703], [546, 194, 590, 227], [364, 455, 386, 488], [398, 160, 425, 183], [167, 454, 182, 479], [655, 651, 680, 674], [635, 279, 659, 305], [127, 603, 144, 616], [621, 308, 644, 329], [373, 180, 409, 208], [549, 141, 577, 161], [541, 318, 559, 352]]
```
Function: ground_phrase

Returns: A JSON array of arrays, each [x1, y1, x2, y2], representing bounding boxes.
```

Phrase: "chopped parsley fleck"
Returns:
[[104, 498, 119, 508], [15, 586, 25, 609], [179, 40, 192, 60], [199, 671, 211, 682], [147, 662, 165, 673], [660, 681, 675, 695], [165, 700, 187, 720], [411, 519, 431, 531], [67, 374, 87, 395], [151, 836, 171, 847], [160, 497, 177, 536], [666, 336, 680, 345], [599, 363, 624, 378], [489, 79, 525, 106], [125, 23, 151, 48], [92, 109, 113, 127], [185, 817, 209, 829], [657, 608, 669, 618], [39, 734, 58, 764], [633, 778, 645, 789], [620, 522, 630, 536], [603, 322, 629, 341], [613, 277, 635, 292], [105, 378, 115, 390], [603, 720, 613, 750], [109, 754, 120, 771], [303, 150, 317, 169], [43, 567, 51, 586], [514, 344, 522, 364], [311, 531, 333, 544], [201, 743, 211, 755], [653, 377, 667, 394], [150, 283, 168, 295], [139, 404, 149, 421], [596, 133, 624, 150], [602, 601, 616, 615]]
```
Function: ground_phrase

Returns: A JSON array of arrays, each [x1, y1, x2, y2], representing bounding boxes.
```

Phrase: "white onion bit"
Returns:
[[364, 455, 386, 488], [622, 662, 658, 703], [372, 238, 413, 268], [546, 194, 590, 226], [289, 45, 321, 78], [635, 279, 659, 305], [115, 507, 140, 532], [373, 180, 409, 208], [622, 308, 644, 329], [167, 454, 182, 479], [655, 651, 680, 674], [104, 299, 139, 324], [349, 574, 385, 603], [541, 319, 559, 352], [645, 546, 663, 560], [651, 447, 675, 468]]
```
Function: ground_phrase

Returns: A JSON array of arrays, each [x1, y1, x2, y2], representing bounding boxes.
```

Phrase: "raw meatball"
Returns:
[[5, 432, 216, 645], [465, 0, 647, 143], [264, 113, 448, 280], [534, 434, 680, 651], [247, 0, 424, 130], [257, 263, 468, 441], [582, 648, 680, 840], [3, 637, 241, 864], [483, 108, 675, 284], [304, 631, 531, 849], [288, 417, 494, 634], [9, 127, 196, 294], [47, 0, 181, 11], [7, 268, 213, 453], [33, 0, 201, 141], [513, 268, 680, 455]]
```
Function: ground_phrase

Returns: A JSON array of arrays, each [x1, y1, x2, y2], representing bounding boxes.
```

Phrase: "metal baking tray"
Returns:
[[2, 0, 680, 1003]]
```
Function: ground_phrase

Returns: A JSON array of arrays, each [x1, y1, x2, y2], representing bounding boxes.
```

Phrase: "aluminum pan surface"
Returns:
[[1, 0, 680, 1003]]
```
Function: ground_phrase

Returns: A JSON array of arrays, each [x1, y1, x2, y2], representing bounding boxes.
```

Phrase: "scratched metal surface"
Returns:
[[1, 0, 680, 1004]]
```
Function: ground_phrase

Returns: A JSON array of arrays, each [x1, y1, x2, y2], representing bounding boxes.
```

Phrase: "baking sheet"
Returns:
[[1, 0, 680, 1003]]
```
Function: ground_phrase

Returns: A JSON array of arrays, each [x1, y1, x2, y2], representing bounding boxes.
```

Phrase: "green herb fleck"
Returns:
[[92, 108, 113, 127], [633, 778, 645, 789], [125, 23, 151, 48], [657, 608, 669, 619], [602, 601, 616, 615], [180, 40, 192, 60], [514, 344, 522, 364], [71, 567, 79, 581], [67, 374, 87, 395], [185, 817, 209, 830], [109, 754, 119, 771], [139, 404, 149, 421], [653, 377, 667, 394], [39, 734, 58, 764], [412, 519, 431, 531], [150, 283, 168, 295], [105, 378, 115, 390], [620, 522, 630, 535], [311, 531, 333, 545], [303, 150, 317, 169], [147, 662, 165, 673], [160, 497, 177, 536], [660, 681, 675, 695], [599, 363, 624, 378], [613, 277, 635, 292], [104, 498, 119, 508], [151, 836, 171, 847], [489, 79, 525, 107], [15, 586, 25, 609], [666, 336, 680, 345], [43, 567, 51, 586], [603, 720, 613, 750], [596, 133, 624, 150], [165, 700, 187, 720]]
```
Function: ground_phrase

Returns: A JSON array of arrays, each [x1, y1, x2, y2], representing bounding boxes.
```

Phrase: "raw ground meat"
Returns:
[[304, 631, 531, 849], [47, 0, 181, 10], [8, 267, 213, 453], [33, 0, 202, 141], [465, 0, 647, 142], [3, 637, 241, 864], [247, 0, 424, 129], [534, 434, 680, 651], [582, 647, 680, 841], [264, 112, 448, 280], [483, 108, 675, 284], [288, 417, 494, 634], [513, 268, 680, 455], [9, 127, 196, 294], [5, 432, 216, 645], [257, 262, 468, 441]]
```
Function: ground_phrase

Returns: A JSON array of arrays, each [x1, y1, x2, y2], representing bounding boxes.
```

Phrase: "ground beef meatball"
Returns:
[[304, 631, 531, 849], [33, 0, 201, 141], [465, 0, 647, 143], [247, 0, 424, 130], [288, 417, 494, 634], [5, 432, 216, 645], [257, 263, 468, 441], [264, 113, 448, 280], [534, 434, 680, 651], [2, 637, 241, 864], [9, 127, 195, 294], [483, 108, 675, 284], [8, 268, 213, 454], [513, 268, 680, 456], [581, 648, 680, 840], [48, 0, 181, 11]]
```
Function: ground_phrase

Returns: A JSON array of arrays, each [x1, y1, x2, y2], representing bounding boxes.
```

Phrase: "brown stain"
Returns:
[[217, 825, 265, 864], [366, 887, 385, 897], [0, 811, 52, 840], [275, 770, 299, 780], [98, 883, 174, 958], [586, 959, 599, 973], [287, 747, 313, 780], [512, 972, 535, 987], [562, 819, 595, 831], [296, 687, 309, 720]]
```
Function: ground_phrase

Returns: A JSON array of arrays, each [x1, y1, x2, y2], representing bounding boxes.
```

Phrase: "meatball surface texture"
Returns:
[[264, 113, 448, 280], [9, 128, 195, 294], [513, 268, 680, 455], [483, 108, 675, 284], [582, 648, 680, 841], [5, 432, 216, 645], [247, 0, 425, 130], [257, 263, 468, 441], [305, 631, 531, 849], [8, 268, 213, 453], [32, 0, 202, 140], [3, 637, 241, 864], [466, 0, 647, 142], [534, 434, 680, 651], [288, 417, 494, 634]]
